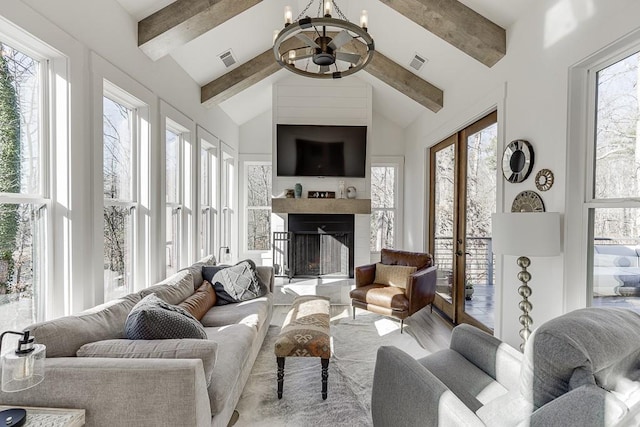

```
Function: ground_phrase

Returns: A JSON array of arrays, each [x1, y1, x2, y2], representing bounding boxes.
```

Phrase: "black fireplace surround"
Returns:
[[288, 214, 355, 278]]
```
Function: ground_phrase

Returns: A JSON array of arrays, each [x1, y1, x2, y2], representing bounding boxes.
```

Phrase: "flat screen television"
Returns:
[[276, 124, 367, 177]]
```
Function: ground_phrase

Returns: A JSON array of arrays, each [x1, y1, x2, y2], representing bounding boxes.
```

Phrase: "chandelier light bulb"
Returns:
[[288, 50, 296, 64], [324, 1, 332, 17], [284, 6, 292, 26], [360, 10, 368, 29]]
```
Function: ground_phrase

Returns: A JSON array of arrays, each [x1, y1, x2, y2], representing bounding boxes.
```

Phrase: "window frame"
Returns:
[[566, 29, 640, 311], [197, 126, 219, 260], [240, 155, 273, 256], [370, 156, 404, 256]]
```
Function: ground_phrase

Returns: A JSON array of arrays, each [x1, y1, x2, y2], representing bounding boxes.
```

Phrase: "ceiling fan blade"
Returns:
[[335, 51, 361, 64], [295, 33, 320, 49], [328, 30, 352, 50], [319, 65, 330, 73]]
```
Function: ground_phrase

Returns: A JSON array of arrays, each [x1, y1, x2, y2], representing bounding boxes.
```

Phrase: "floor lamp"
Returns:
[[491, 212, 561, 351]]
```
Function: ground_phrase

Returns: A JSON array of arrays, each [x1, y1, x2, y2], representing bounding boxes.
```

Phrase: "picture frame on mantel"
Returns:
[[308, 191, 335, 199]]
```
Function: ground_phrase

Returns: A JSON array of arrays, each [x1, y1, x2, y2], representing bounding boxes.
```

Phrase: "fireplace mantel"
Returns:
[[272, 198, 371, 214]]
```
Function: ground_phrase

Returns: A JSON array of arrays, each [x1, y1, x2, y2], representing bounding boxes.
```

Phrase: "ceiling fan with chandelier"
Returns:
[[273, 0, 375, 79]]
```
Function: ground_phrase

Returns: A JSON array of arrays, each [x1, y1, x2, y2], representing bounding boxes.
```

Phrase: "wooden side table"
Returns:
[[0, 406, 85, 427]]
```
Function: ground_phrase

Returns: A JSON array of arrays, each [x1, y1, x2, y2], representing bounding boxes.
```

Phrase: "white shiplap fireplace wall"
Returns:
[[272, 75, 372, 271]]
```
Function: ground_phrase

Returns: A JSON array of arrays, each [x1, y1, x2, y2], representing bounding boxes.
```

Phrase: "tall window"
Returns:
[[589, 48, 640, 311], [166, 127, 182, 276], [245, 162, 272, 252], [103, 94, 135, 301], [0, 41, 48, 331], [370, 158, 403, 253], [200, 131, 218, 259], [220, 144, 235, 263]]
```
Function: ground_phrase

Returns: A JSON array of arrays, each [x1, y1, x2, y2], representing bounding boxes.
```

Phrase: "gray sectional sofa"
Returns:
[[0, 256, 274, 427]]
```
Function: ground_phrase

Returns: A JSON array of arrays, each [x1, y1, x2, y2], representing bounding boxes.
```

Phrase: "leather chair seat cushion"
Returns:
[[350, 284, 409, 311]]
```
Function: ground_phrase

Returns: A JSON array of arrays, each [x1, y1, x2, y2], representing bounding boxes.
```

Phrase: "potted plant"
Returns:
[[465, 275, 474, 301]]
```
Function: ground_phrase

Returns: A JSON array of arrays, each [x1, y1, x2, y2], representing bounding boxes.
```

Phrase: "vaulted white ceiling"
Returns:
[[115, 0, 531, 127]]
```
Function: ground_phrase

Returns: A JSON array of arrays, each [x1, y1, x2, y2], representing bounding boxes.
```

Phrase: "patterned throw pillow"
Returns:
[[125, 294, 207, 340], [373, 263, 418, 289], [202, 260, 268, 305]]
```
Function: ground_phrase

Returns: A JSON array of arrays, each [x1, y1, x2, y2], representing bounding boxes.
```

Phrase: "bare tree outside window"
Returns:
[[246, 164, 272, 251], [0, 42, 45, 332], [103, 96, 134, 301], [370, 166, 395, 252], [592, 51, 640, 308]]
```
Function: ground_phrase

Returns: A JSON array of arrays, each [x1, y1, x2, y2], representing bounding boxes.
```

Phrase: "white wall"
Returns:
[[403, 0, 640, 347]]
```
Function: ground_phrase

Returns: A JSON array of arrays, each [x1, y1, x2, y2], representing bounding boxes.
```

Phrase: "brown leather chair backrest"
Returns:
[[380, 248, 432, 271]]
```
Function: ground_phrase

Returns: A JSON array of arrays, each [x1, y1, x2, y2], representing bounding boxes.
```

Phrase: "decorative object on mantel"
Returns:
[[338, 180, 345, 198], [294, 183, 302, 199], [511, 190, 545, 213], [274, 1, 374, 79], [502, 139, 534, 183], [285, 189, 295, 198], [308, 191, 336, 199], [534, 169, 554, 191], [346, 186, 357, 199], [491, 212, 561, 350]]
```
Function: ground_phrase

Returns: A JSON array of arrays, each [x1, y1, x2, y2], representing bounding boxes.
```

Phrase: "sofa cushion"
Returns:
[[179, 281, 217, 320], [27, 293, 141, 357], [200, 294, 272, 330], [180, 254, 217, 291], [125, 294, 207, 340], [76, 338, 218, 386], [419, 349, 508, 412], [520, 307, 640, 409], [373, 263, 417, 289], [203, 260, 268, 305], [139, 270, 194, 305]]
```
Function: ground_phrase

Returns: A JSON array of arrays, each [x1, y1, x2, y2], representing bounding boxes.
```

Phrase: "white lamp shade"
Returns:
[[491, 212, 561, 257]]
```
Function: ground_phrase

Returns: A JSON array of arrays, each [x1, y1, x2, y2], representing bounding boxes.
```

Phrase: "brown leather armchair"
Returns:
[[349, 248, 437, 332]]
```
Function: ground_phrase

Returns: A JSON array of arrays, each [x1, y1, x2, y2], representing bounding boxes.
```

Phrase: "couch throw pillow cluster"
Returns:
[[125, 293, 207, 339], [202, 259, 268, 305]]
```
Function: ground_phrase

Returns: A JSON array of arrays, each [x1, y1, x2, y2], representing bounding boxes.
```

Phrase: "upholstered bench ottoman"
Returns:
[[274, 295, 331, 400]]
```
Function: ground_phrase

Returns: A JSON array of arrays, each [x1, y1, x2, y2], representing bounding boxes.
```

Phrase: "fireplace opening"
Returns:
[[288, 214, 354, 278]]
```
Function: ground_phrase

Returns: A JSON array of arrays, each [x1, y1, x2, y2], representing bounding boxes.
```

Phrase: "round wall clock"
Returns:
[[502, 140, 534, 183], [511, 190, 545, 212], [535, 169, 554, 191]]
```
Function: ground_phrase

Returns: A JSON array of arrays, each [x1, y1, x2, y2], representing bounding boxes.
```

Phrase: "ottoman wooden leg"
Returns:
[[321, 358, 329, 400], [277, 357, 285, 399]]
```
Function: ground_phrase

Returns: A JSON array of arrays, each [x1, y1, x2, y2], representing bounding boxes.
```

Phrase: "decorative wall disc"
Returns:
[[511, 190, 545, 212], [502, 140, 534, 183], [535, 169, 554, 191]]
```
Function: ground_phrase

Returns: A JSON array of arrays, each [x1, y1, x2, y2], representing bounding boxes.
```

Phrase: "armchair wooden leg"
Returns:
[[352, 306, 356, 320], [400, 319, 404, 334]]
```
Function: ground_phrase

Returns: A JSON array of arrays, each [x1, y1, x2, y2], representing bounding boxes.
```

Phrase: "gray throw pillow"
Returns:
[[202, 260, 268, 305], [125, 294, 207, 340]]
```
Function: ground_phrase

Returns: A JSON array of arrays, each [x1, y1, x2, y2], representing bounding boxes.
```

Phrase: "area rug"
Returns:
[[273, 278, 354, 306], [234, 312, 431, 426]]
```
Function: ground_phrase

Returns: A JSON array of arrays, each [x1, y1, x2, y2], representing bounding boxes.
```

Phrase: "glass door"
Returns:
[[429, 112, 497, 332]]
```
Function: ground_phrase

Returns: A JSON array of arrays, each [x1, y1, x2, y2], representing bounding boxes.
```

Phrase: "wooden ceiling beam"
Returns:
[[379, 0, 506, 67], [138, 0, 263, 61], [201, 38, 444, 113]]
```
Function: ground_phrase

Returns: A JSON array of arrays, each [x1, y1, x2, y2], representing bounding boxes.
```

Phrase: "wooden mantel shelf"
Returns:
[[272, 198, 371, 214]]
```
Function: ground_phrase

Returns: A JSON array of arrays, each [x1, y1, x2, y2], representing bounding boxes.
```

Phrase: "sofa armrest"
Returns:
[[450, 323, 523, 392], [0, 357, 212, 427], [372, 346, 484, 427], [355, 263, 377, 288], [406, 265, 437, 315], [256, 266, 274, 293]]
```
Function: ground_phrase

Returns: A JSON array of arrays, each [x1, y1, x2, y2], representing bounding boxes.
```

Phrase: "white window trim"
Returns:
[[160, 101, 196, 276], [221, 142, 237, 263], [197, 125, 220, 260], [371, 156, 404, 254], [91, 53, 156, 303], [239, 154, 272, 258], [565, 28, 640, 312]]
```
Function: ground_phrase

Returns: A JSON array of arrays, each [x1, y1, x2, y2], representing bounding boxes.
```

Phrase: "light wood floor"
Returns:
[[271, 303, 453, 353]]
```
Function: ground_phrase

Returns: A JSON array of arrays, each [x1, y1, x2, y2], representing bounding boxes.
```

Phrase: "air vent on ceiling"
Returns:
[[219, 50, 237, 68], [409, 54, 427, 71]]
